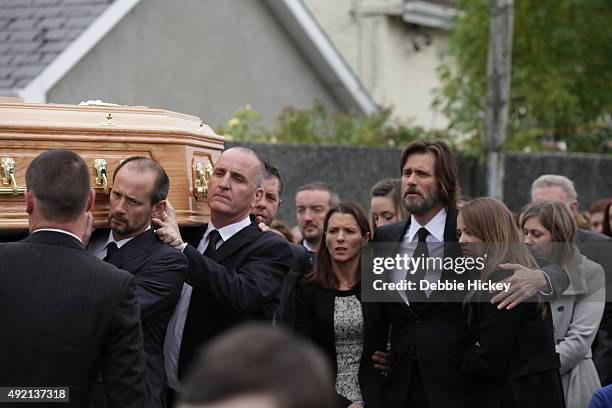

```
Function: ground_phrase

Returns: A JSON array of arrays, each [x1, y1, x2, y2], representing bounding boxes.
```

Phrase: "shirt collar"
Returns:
[[302, 240, 315, 252], [33, 228, 82, 244], [205, 214, 252, 244], [106, 225, 151, 249], [406, 208, 447, 243]]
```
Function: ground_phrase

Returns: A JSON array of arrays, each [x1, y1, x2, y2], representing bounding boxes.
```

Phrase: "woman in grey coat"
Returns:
[[522, 200, 605, 408]]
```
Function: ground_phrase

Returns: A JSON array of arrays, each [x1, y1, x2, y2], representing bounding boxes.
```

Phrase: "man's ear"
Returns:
[[25, 191, 34, 214], [570, 201, 579, 216], [86, 189, 95, 212], [252, 187, 264, 208], [152, 200, 167, 219]]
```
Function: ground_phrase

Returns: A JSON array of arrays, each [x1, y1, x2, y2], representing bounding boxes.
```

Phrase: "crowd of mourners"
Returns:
[[1, 140, 612, 408]]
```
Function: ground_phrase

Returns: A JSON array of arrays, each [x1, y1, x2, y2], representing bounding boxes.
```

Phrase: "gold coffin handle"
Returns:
[[0, 157, 26, 196], [93, 158, 109, 193], [193, 160, 214, 199]]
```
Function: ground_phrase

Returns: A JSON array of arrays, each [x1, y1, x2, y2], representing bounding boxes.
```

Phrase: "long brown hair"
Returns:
[[460, 198, 538, 281], [399, 140, 460, 211], [603, 201, 612, 238], [520, 200, 575, 269], [307, 202, 372, 290]]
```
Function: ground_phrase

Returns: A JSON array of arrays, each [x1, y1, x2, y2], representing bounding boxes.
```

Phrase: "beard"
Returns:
[[403, 189, 440, 215], [109, 214, 135, 236]]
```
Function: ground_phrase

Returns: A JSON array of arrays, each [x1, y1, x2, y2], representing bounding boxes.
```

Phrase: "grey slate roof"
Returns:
[[0, 0, 112, 90]]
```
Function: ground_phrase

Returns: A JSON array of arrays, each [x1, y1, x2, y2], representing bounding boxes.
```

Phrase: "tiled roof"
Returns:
[[0, 0, 112, 90]]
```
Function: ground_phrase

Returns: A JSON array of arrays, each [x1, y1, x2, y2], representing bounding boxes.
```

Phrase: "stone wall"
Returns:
[[229, 142, 612, 225]]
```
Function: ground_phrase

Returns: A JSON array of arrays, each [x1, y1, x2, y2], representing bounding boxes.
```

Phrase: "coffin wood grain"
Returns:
[[0, 101, 224, 230]]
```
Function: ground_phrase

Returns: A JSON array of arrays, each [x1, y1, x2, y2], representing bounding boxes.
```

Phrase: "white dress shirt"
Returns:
[[390, 208, 447, 304], [88, 226, 150, 260], [164, 215, 252, 391]]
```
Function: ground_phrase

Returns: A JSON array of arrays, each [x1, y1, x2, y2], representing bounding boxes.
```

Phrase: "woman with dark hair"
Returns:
[[457, 197, 565, 408], [521, 200, 604, 408], [369, 178, 407, 230], [296, 202, 388, 408], [603, 201, 612, 238]]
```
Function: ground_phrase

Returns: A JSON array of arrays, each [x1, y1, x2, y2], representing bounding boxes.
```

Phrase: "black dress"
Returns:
[[296, 281, 389, 408]]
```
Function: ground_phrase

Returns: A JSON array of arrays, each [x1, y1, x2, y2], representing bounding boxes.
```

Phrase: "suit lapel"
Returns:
[[107, 229, 155, 268], [212, 223, 260, 263]]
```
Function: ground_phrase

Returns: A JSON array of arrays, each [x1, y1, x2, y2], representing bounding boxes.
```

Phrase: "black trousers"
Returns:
[[406, 363, 431, 408]]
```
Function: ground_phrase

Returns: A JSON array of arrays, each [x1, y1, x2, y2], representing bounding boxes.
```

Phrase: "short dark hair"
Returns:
[[296, 181, 339, 207], [113, 156, 169, 204], [308, 202, 371, 289], [263, 161, 283, 196], [399, 140, 460, 211], [180, 324, 335, 408], [26, 149, 90, 222]]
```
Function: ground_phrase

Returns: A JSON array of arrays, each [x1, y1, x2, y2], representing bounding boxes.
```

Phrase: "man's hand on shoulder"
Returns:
[[491, 263, 547, 310], [152, 200, 185, 250], [82, 211, 95, 247]]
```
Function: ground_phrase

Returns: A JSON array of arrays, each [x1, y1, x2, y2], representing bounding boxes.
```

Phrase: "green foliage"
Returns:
[[217, 103, 455, 150], [434, 0, 612, 153]]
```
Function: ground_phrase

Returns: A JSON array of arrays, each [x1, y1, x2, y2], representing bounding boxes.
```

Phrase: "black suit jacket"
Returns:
[[373, 210, 569, 408], [0, 231, 148, 408], [178, 218, 292, 378], [91, 228, 187, 408], [296, 282, 388, 408], [463, 292, 564, 408], [277, 243, 312, 327], [575, 228, 612, 385]]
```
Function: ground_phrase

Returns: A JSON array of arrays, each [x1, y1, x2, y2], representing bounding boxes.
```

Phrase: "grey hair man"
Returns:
[[154, 147, 292, 403]]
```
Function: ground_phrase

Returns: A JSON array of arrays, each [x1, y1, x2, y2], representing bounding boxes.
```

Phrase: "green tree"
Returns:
[[434, 0, 612, 153], [217, 103, 454, 149]]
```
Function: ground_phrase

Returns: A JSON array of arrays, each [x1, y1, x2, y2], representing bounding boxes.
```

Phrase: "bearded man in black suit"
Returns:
[[155, 147, 292, 404], [374, 140, 569, 408], [0, 149, 148, 407], [87, 157, 187, 408]]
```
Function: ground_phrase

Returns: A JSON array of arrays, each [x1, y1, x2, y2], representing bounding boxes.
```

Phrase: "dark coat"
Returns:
[[463, 287, 565, 408], [0, 231, 148, 408], [277, 243, 312, 327], [576, 228, 612, 385], [372, 210, 569, 408], [295, 281, 389, 408], [178, 218, 292, 378], [91, 228, 187, 408]]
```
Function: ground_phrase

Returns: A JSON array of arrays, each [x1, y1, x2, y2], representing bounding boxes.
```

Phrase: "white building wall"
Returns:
[[304, 0, 449, 129]]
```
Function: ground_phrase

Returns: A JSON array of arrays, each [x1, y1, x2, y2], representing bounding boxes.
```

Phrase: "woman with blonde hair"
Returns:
[[369, 178, 407, 230], [521, 200, 604, 408], [457, 197, 564, 408]]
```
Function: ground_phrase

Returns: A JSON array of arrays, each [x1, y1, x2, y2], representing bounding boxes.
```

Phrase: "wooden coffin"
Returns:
[[0, 100, 224, 232]]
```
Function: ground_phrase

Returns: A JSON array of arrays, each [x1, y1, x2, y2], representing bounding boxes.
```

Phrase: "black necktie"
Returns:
[[203, 230, 222, 258], [407, 227, 429, 302], [104, 242, 118, 262], [413, 227, 430, 281]]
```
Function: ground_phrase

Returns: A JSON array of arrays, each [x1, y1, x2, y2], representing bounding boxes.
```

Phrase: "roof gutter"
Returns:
[[402, 0, 461, 29]]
